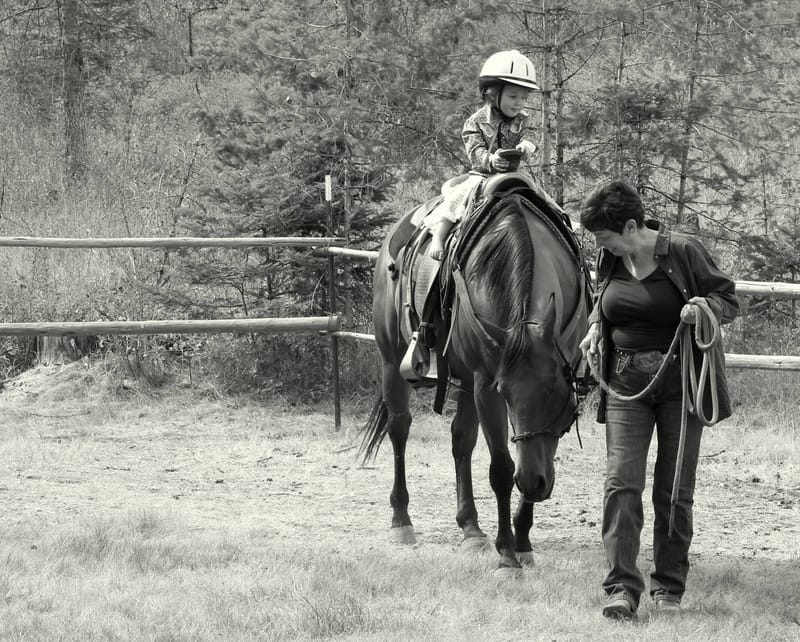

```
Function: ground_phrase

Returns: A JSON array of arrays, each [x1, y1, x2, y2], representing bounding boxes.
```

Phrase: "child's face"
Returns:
[[499, 86, 531, 118]]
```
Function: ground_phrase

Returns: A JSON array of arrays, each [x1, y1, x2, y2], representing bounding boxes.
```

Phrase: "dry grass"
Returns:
[[0, 362, 798, 641]]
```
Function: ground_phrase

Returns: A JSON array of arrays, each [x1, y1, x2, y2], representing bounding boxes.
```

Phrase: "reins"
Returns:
[[449, 269, 586, 443], [588, 298, 722, 536]]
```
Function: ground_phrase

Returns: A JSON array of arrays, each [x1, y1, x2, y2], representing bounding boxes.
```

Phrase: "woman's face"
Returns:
[[592, 220, 636, 255], [498, 86, 531, 118], [593, 230, 624, 255]]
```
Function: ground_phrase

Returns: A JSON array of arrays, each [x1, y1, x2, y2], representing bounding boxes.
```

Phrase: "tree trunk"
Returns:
[[539, 1, 552, 192], [675, 1, 702, 232], [340, 0, 354, 325], [36, 335, 94, 366], [614, 21, 628, 178], [62, 0, 87, 183], [553, 26, 565, 205]]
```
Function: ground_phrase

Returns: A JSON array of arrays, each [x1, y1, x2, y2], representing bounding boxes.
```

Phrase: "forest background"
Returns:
[[0, 0, 798, 402]]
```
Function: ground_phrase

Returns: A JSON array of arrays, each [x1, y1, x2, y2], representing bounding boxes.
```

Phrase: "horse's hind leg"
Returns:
[[451, 388, 488, 550], [381, 362, 416, 544]]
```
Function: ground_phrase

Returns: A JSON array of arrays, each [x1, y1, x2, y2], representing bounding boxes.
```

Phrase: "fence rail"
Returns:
[[0, 316, 339, 337], [724, 354, 800, 371], [0, 236, 346, 249], [312, 246, 379, 261], [733, 280, 800, 299]]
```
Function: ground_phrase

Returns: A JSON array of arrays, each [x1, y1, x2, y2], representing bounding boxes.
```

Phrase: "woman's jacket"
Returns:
[[589, 221, 739, 424]]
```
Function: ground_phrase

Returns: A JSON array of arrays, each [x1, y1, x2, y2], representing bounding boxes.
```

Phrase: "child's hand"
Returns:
[[517, 141, 537, 158], [489, 151, 510, 172]]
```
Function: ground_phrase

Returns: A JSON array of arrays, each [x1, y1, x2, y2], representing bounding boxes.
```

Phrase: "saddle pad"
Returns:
[[413, 253, 441, 315], [410, 196, 443, 228], [398, 233, 442, 344], [387, 211, 418, 261]]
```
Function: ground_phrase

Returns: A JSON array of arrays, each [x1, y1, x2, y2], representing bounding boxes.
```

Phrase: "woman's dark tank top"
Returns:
[[601, 260, 684, 351]]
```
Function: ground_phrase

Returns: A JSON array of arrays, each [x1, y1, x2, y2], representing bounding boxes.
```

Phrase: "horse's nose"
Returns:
[[515, 470, 553, 502]]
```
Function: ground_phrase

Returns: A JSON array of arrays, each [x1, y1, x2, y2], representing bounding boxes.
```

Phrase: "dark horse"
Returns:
[[361, 175, 589, 572]]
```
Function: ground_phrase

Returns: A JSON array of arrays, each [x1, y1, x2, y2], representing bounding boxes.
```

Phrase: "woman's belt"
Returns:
[[613, 347, 677, 374]]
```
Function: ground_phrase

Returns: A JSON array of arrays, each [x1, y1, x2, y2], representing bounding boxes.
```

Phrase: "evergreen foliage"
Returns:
[[0, 0, 798, 393]]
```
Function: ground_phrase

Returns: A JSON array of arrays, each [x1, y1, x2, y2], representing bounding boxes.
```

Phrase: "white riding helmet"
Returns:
[[479, 50, 540, 92]]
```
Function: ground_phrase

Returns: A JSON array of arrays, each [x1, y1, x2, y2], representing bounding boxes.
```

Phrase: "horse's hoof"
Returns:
[[494, 565, 524, 580], [517, 551, 534, 567], [390, 526, 417, 545], [460, 536, 489, 554]]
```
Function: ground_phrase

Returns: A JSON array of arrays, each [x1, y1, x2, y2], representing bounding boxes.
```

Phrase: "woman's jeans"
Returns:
[[602, 351, 703, 605]]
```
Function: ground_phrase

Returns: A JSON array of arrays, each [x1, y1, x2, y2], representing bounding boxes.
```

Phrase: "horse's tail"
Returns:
[[359, 394, 389, 464]]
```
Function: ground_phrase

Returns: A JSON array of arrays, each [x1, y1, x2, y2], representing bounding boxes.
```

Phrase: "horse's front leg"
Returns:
[[474, 374, 519, 571], [513, 497, 534, 566], [450, 387, 488, 550]]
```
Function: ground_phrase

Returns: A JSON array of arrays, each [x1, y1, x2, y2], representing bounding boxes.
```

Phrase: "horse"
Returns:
[[361, 174, 590, 573]]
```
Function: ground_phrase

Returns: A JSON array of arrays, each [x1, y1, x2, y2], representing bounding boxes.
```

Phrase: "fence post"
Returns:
[[326, 175, 342, 431]]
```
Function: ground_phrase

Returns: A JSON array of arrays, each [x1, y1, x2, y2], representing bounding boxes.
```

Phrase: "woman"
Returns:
[[578, 180, 738, 620]]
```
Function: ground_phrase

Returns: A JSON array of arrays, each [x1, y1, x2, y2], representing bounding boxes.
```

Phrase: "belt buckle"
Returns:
[[632, 350, 664, 374], [614, 350, 630, 374]]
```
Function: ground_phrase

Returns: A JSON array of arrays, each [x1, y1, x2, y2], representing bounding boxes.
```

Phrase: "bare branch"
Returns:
[[0, 1, 57, 25]]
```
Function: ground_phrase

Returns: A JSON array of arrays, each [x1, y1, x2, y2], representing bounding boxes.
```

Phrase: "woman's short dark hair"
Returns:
[[580, 180, 645, 233]]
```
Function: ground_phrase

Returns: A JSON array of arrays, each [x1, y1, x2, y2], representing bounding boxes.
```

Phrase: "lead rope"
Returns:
[[669, 298, 720, 536], [589, 299, 722, 537]]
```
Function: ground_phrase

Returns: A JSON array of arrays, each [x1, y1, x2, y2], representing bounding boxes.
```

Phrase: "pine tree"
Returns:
[[174, 0, 486, 322], [0, 0, 157, 181], [561, 0, 799, 239]]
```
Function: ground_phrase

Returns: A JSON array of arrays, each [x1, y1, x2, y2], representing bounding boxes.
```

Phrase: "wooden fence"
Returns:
[[0, 235, 348, 427], [1, 235, 798, 432]]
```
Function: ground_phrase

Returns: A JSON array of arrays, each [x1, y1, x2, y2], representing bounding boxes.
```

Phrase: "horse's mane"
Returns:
[[469, 208, 534, 375]]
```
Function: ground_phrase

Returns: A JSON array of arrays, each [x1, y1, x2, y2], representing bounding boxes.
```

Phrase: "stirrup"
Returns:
[[399, 331, 430, 382]]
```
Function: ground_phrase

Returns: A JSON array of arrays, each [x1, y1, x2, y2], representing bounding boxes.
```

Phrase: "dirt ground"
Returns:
[[1, 362, 798, 569]]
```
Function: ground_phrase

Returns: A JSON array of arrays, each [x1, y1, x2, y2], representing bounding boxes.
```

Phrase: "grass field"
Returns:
[[0, 362, 798, 641]]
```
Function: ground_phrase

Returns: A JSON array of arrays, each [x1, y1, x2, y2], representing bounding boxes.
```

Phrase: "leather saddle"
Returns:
[[389, 198, 450, 384]]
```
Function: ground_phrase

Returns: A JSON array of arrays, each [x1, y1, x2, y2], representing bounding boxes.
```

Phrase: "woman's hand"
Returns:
[[680, 297, 707, 324], [680, 305, 697, 324], [579, 322, 602, 368]]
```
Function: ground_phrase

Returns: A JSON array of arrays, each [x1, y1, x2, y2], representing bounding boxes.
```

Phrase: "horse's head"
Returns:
[[457, 198, 586, 503], [496, 294, 579, 503]]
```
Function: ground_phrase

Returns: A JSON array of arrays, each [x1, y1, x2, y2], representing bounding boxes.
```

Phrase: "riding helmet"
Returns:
[[478, 50, 540, 93]]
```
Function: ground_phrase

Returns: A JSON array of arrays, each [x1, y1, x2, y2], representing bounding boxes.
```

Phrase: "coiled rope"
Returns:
[[588, 297, 722, 536]]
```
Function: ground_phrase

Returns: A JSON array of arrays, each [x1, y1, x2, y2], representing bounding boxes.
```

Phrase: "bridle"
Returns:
[[449, 261, 592, 445], [508, 321, 585, 444]]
